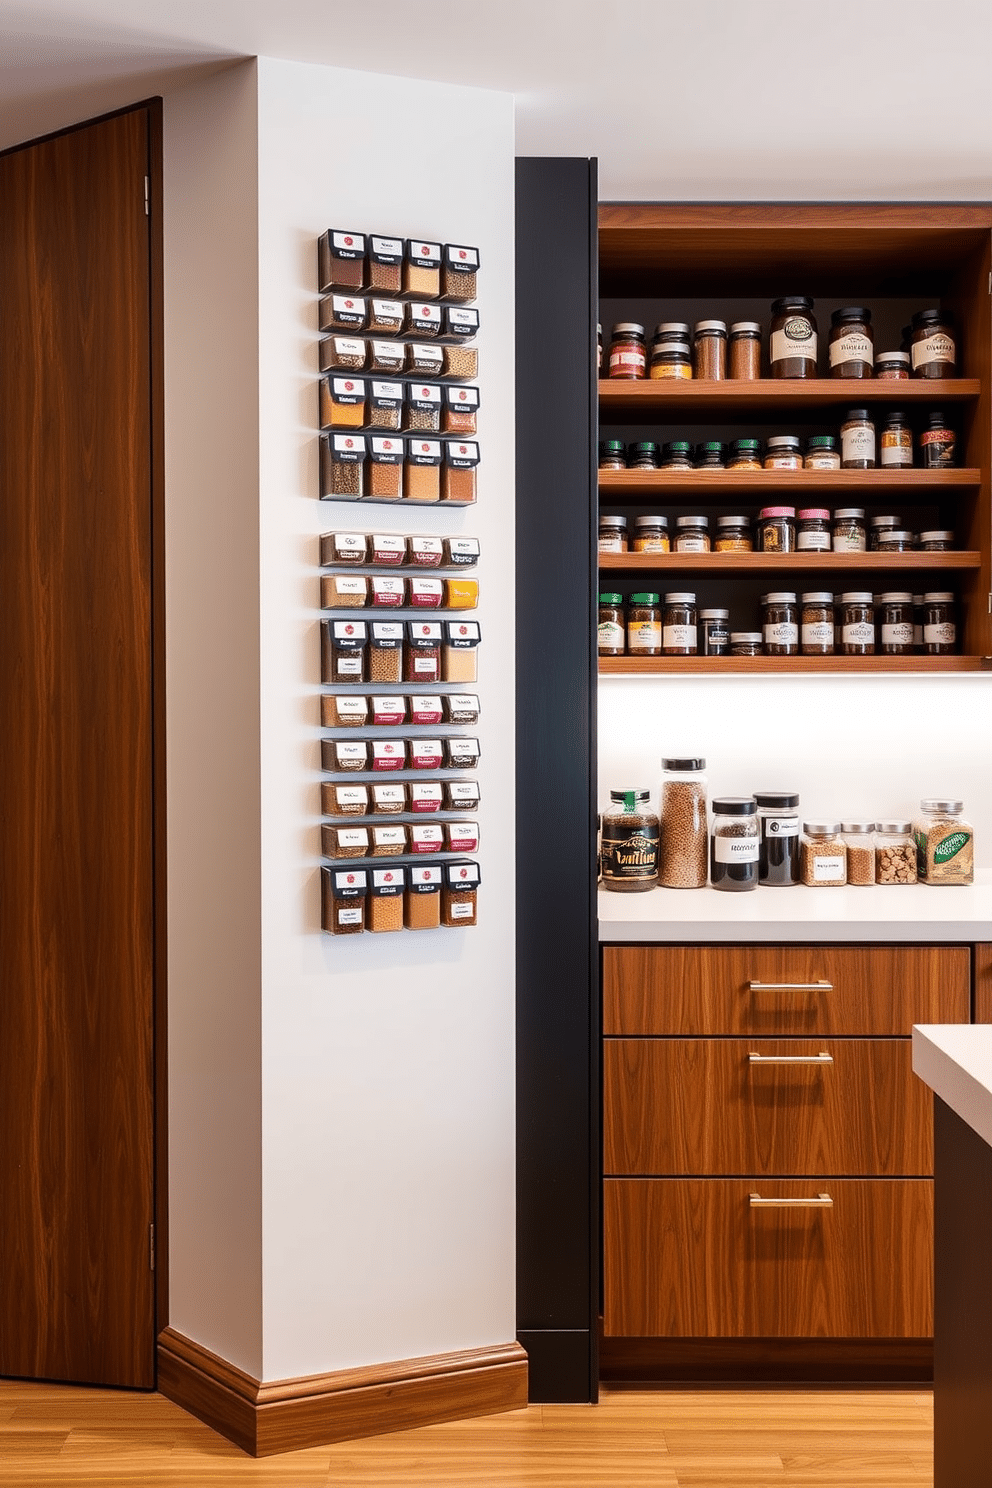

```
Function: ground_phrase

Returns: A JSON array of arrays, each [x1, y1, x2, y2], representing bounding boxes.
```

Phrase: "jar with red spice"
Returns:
[[608, 322, 647, 379]]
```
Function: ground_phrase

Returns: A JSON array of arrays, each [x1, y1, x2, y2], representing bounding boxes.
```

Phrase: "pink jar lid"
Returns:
[[797, 508, 830, 520], [759, 506, 796, 519]]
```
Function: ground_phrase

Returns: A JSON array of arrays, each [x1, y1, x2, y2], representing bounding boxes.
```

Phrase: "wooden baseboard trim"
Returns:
[[599, 1336, 933, 1385], [157, 1327, 528, 1457]]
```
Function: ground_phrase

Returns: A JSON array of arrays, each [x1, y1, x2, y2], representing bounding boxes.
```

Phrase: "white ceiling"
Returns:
[[3, 0, 992, 200]]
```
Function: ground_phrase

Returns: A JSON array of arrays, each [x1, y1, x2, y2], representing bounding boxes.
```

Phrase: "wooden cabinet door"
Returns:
[[0, 107, 156, 1387], [604, 1039, 932, 1177], [604, 1179, 933, 1339]]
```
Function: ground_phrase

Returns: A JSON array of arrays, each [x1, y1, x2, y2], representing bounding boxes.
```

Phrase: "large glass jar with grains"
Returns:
[[800, 821, 847, 886], [828, 306, 873, 377], [913, 798, 974, 884], [769, 296, 817, 378], [598, 593, 625, 656], [755, 791, 800, 886], [627, 592, 662, 656], [911, 308, 956, 378], [710, 797, 759, 891], [601, 789, 659, 892], [659, 757, 708, 888], [843, 821, 876, 885]]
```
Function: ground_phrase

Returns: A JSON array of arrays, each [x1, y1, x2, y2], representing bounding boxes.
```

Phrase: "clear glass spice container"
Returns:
[[609, 322, 647, 379], [649, 341, 692, 380], [911, 308, 956, 378], [693, 320, 727, 379], [800, 821, 847, 886], [923, 592, 957, 654], [322, 619, 369, 684], [710, 797, 759, 891], [730, 632, 763, 656], [919, 530, 954, 551], [319, 433, 367, 500], [764, 435, 802, 470], [879, 411, 913, 468], [762, 592, 799, 655], [627, 593, 662, 656], [695, 442, 726, 469], [796, 508, 831, 551], [913, 798, 974, 883], [601, 788, 660, 892], [869, 515, 902, 550], [828, 306, 873, 377], [662, 593, 698, 655], [875, 350, 911, 380], [769, 296, 817, 378], [757, 506, 796, 552], [441, 861, 481, 927], [632, 514, 670, 552], [659, 757, 708, 888], [628, 441, 661, 470], [599, 440, 627, 471], [840, 408, 876, 469], [674, 515, 710, 553], [727, 439, 763, 471], [800, 592, 835, 655], [874, 820, 917, 884], [319, 230, 367, 293], [729, 321, 761, 379], [919, 412, 956, 468], [598, 593, 625, 656], [842, 820, 876, 885], [714, 515, 753, 551], [699, 609, 730, 655], [661, 441, 694, 470], [840, 592, 875, 655], [755, 790, 800, 886], [322, 867, 368, 935], [833, 508, 867, 552], [599, 513, 628, 552], [804, 436, 840, 470], [878, 592, 915, 655]]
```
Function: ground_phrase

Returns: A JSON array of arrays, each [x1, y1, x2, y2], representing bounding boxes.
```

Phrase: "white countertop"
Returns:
[[599, 875, 992, 943], [913, 1026, 992, 1148]]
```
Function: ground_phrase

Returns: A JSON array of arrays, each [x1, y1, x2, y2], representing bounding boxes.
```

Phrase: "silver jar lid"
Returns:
[[730, 321, 762, 334], [766, 435, 801, 449], [876, 819, 912, 833], [763, 592, 797, 604], [612, 322, 645, 335], [675, 514, 709, 529], [634, 513, 669, 528], [921, 798, 963, 813], [834, 508, 866, 520], [699, 608, 730, 620], [920, 530, 954, 542], [923, 591, 955, 602], [801, 591, 834, 603], [599, 513, 628, 528], [878, 531, 914, 545], [654, 321, 690, 336], [664, 592, 697, 603], [870, 515, 902, 529], [716, 514, 751, 527], [804, 820, 841, 836], [841, 820, 875, 833], [877, 592, 914, 604], [840, 591, 874, 604], [730, 631, 762, 642], [610, 787, 651, 803], [695, 319, 727, 334]]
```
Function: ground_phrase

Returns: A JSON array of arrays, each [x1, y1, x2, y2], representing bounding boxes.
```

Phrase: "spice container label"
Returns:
[[763, 816, 799, 837], [444, 386, 480, 412], [334, 828, 370, 853], [371, 576, 405, 606], [331, 377, 365, 405], [445, 245, 479, 269], [370, 621, 403, 645], [370, 299, 403, 322], [920, 429, 956, 466], [332, 620, 368, 645], [323, 575, 367, 603], [332, 434, 367, 461], [912, 332, 955, 369], [410, 740, 443, 769], [373, 827, 407, 850], [409, 578, 443, 608], [445, 537, 481, 565], [444, 621, 481, 647], [797, 530, 831, 551], [675, 535, 708, 554], [329, 295, 366, 327], [764, 621, 799, 648], [410, 782, 444, 812], [834, 534, 866, 553], [330, 336, 366, 361], [409, 536, 444, 565], [407, 344, 444, 373], [372, 741, 405, 771], [370, 436, 403, 463], [842, 620, 875, 646], [371, 380, 404, 405], [446, 822, 480, 853], [410, 383, 442, 408], [330, 232, 365, 257], [445, 441, 480, 468], [924, 622, 956, 645], [770, 322, 817, 363], [407, 302, 442, 333], [812, 854, 846, 882], [446, 738, 480, 767], [628, 620, 662, 650], [410, 825, 444, 854], [370, 236, 402, 261], [370, 340, 405, 370], [444, 307, 480, 340], [334, 741, 368, 766], [372, 784, 406, 810], [332, 696, 368, 720], [330, 532, 366, 559], [332, 785, 369, 812], [407, 439, 443, 465], [446, 861, 481, 885], [372, 696, 406, 726], [829, 332, 873, 367], [841, 425, 875, 463], [713, 836, 760, 864], [409, 864, 443, 887], [802, 620, 834, 647], [409, 696, 443, 724], [371, 533, 407, 563], [882, 622, 914, 647], [661, 623, 695, 649]]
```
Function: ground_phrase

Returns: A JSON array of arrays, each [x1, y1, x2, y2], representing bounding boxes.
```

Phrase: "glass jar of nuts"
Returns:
[[875, 820, 918, 884]]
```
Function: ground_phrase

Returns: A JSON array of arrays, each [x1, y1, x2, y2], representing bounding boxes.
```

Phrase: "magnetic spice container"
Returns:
[[319, 293, 368, 334], [662, 593, 698, 655], [405, 621, 443, 683], [442, 385, 479, 436], [320, 336, 367, 373], [443, 306, 480, 343], [443, 536, 480, 567], [609, 322, 647, 379], [322, 738, 369, 773], [321, 694, 369, 728], [442, 244, 479, 302], [368, 622, 404, 684], [408, 535, 444, 568], [710, 797, 759, 892], [442, 343, 479, 380], [321, 573, 368, 608], [368, 236, 404, 294], [405, 343, 444, 378], [323, 824, 372, 860], [320, 376, 366, 430], [403, 383, 442, 433], [368, 867, 406, 933], [800, 822, 847, 886], [769, 296, 817, 378], [755, 791, 800, 886], [370, 575, 406, 607], [442, 621, 481, 682], [368, 437, 404, 500], [322, 783, 370, 817], [828, 306, 873, 377], [405, 864, 442, 930], [405, 301, 442, 338], [369, 340, 405, 376], [368, 300, 404, 336], [321, 867, 368, 935], [627, 593, 662, 655], [404, 240, 442, 298], [318, 231, 367, 293], [320, 434, 367, 500], [911, 308, 956, 377], [404, 439, 442, 502], [800, 592, 835, 655], [729, 322, 761, 379], [442, 861, 481, 927], [322, 619, 368, 684], [601, 789, 659, 892], [371, 825, 408, 857], [441, 441, 480, 504], [368, 381, 404, 432], [659, 758, 708, 889]]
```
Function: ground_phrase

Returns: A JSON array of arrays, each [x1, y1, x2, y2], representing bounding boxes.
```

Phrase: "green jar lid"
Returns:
[[599, 592, 623, 604], [731, 438, 762, 452], [629, 592, 660, 604], [599, 439, 626, 453], [807, 434, 837, 449], [663, 440, 692, 454], [698, 441, 726, 454], [631, 441, 660, 455]]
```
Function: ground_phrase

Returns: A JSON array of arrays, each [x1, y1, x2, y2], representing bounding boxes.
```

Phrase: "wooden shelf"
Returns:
[[599, 550, 981, 575], [598, 468, 981, 498], [599, 655, 989, 675], [599, 378, 981, 416]]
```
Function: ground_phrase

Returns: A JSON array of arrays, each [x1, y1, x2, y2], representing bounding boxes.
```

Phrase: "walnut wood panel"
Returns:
[[0, 108, 155, 1386], [157, 1328, 528, 1458], [974, 944, 992, 1022], [599, 1335, 932, 1384], [604, 1039, 931, 1178], [602, 945, 971, 1037], [603, 1179, 933, 1339]]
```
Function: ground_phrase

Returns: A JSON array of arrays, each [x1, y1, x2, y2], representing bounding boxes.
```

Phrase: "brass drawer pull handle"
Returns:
[[747, 1052, 833, 1065], [749, 1193, 834, 1208], [748, 980, 833, 992]]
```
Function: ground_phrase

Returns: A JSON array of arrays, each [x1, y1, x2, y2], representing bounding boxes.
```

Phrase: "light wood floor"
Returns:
[[0, 1380, 933, 1486]]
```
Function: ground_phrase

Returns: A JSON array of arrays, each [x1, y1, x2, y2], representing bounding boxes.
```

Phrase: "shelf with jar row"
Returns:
[[600, 550, 981, 575], [599, 654, 988, 675], [598, 468, 980, 496], [598, 378, 981, 416]]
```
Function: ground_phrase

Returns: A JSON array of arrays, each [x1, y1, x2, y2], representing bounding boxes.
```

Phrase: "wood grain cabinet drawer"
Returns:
[[603, 945, 970, 1036], [604, 1039, 932, 1178], [603, 1178, 933, 1339]]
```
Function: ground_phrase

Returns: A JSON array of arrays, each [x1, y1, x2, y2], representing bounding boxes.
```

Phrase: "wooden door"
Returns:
[[0, 106, 157, 1387]]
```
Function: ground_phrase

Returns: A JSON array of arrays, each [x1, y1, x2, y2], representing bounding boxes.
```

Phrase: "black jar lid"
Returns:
[[831, 306, 872, 325], [882, 410, 909, 423], [662, 757, 706, 771], [927, 411, 951, 427], [844, 408, 871, 421], [912, 307, 953, 329], [712, 796, 757, 815], [754, 792, 800, 809], [771, 296, 814, 312]]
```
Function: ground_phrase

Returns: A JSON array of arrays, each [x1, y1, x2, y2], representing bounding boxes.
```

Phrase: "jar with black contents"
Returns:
[[598, 593, 625, 656], [632, 515, 670, 553], [730, 631, 763, 656], [627, 593, 662, 656], [923, 592, 957, 654], [729, 321, 761, 379], [727, 438, 763, 470], [879, 411, 913, 468], [757, 506, 796, 552], [800, 592, 835, 655], [840, 591, 875, 655], [755, 791, 800, 886], [876, 529, 915, 553], [804, 435, 840, 470], [796, 509, 831, 551], [769, 296, 817, 378], [840, 408, 876, 469], [695, 441, 726, 470], [628, 441, 661, 470], [649, 340, 692, 380], [878, 592, 915, 655], [714, 515, 753, 552], [608, 322, 647, 379], [693, 320, 727, 379], [919, 530, 954, 551], [674, 515, 710, 553], [762, 592, 799, 655], [662, 593, 698, 655], [661, 441, 694, 471], [911, 308, 956, 378], [870, 515, 902, 549], [828, 306, 873, 378], [599, 514, 628, 553], [699, 608, 730, 655], [875, 350, 911, 380], [764, 435, 802, 470], [601, 789, 659, 892], [599, 440, 627, 470], [833, 508, 867, 552], [919, 412, 956, 468], [710, 797, 760, 891]]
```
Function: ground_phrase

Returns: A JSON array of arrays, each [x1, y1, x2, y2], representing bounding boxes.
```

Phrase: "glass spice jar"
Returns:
[[632, 514, 670, 552], [715, 515, 753, 551], [757, 506, 797, 552], [875, 820, 918, 884], [674, 515, 711, 553], [608, 322, 647, 379], [911, 308, 956, 378], [649, 341, 692, 380], [699, 609, 731, 655], [693, 320, 727, 379], [918, 530, 954, 551], [662, 440, 694, 470], [730, 631, 763, 656], [601, 789, 659, 892], [764, 435, 802, 470], [627, 593, 662, 655], [653, 321, 692, 345], [878, 592, 915, 655], [869, 515, 902, 549], [876, 530, 915, 553], [875, 350, 911, 380], [842, 821, 876, 886], [840, 408, 876, 468], [727, 438, 763, 470], [755, 791, 801, 886], [729, 321, 762, 379], [800, 821, 847, 886], [659, 757, 708, 888], [840, 591, 876, 655], [833, 508, 867, 552], [796, 508, 831, 551], [598, 440, 627, 470], [710, 797, 759, 891], [598, 593, 625, 656], [919, 412, 956, 468], [879, 411, 913, 468], [769, 296, 817, 378], [923, 592, 957, 654], [599, 514, 628, 553], [800, 592, 835, 655], [828, 306, 874, 378], [695, 441, 727, 469], [662, 592, 698, 655], [762, 592, 799, 655], [804, 435, 840, 470], [914, 798, 974, 884], [628, 441, 662, 470]]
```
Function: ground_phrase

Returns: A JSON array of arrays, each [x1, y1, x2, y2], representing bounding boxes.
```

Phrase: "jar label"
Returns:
[[912, 331, 955, 368], [713, 835, 760, 864], [833, 534, 867, 552], [675, 536, 709, 552], [663, 624, 696, 649], [765, 454, 802, 469], [598, 535, 625, 553], [804, 454, 840, 469], [763, 622, 798, 647], [337, 908, 363, 926], [336, 656, 363, 675], [762, 816, 800, 838], [770, 325, 817, 363], [841, 425, 876, 462], [843, 620, 875, 645], [812, 853, 846, 882], [628, 620, 662, 650], [802, 620, 834, 647], [609, 349, 646, 374], [335, 697, 367, 716], [924, 622, 956, 644], [414, 657, 438, 673], [633, 536, 670, 552], [602, 824, 660, 882], [882, 622, 914, 646], [879, 431, 913, 467], [829, 331, 873, 366], [797, 530, 831, 550], [649, 363, 692, 379], [598, 620, 625, 649]]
